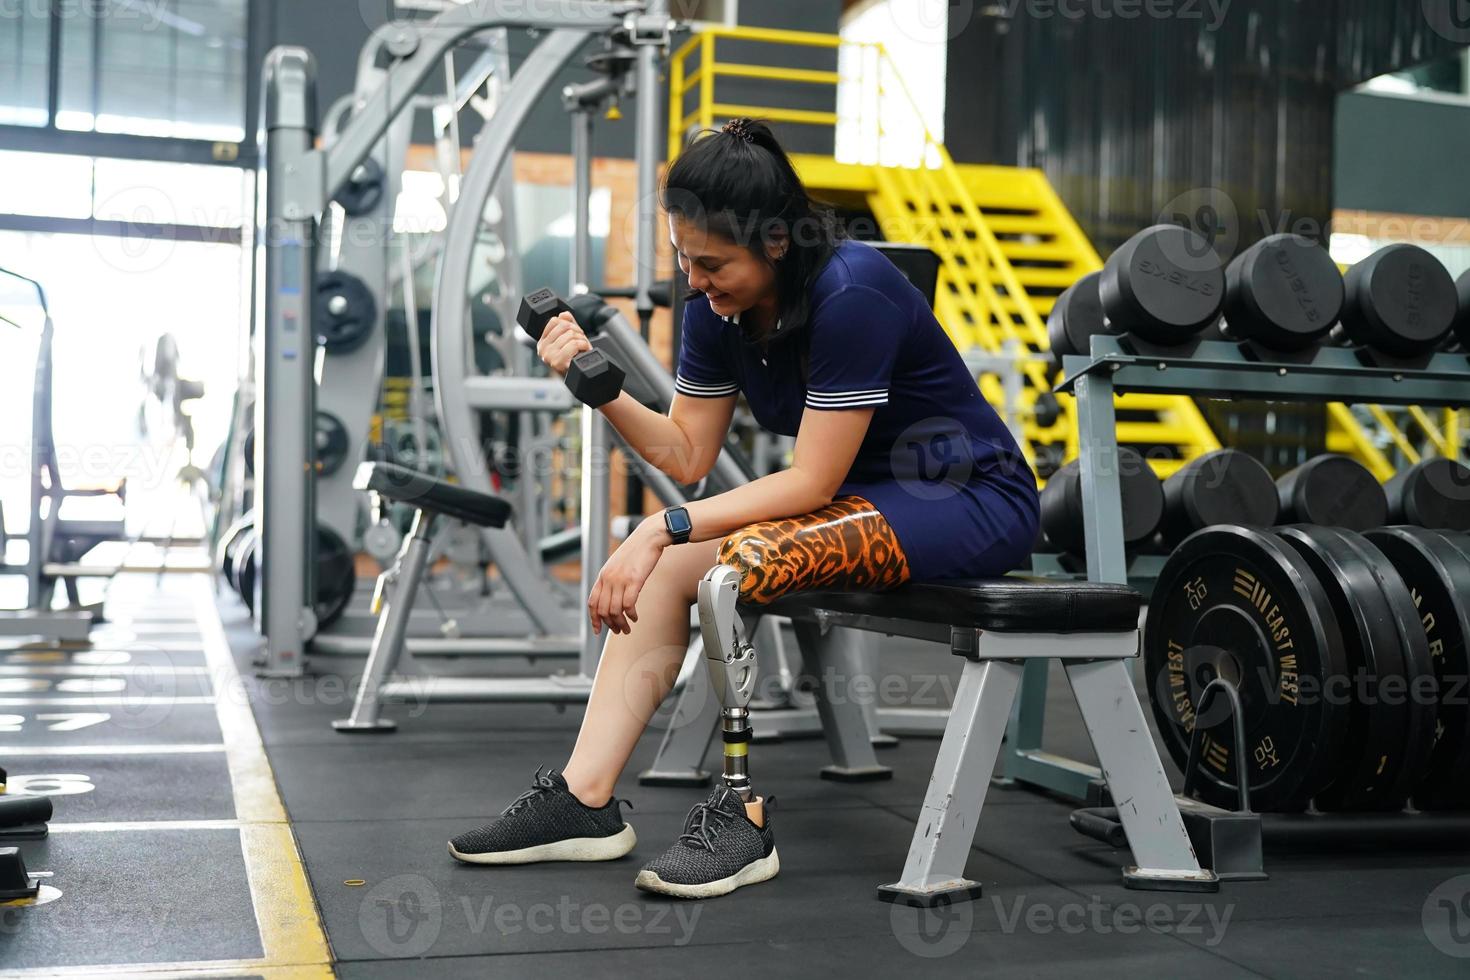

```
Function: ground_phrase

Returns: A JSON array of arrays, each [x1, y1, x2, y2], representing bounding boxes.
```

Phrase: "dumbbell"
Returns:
[[1039, 446, 1165, 556], [1384, 458, 1470, 531], [1157, 449, 1279, 548], [517, 288, 626, 409], [1452, 268, 1470, 353], [1332, 244, 1457, 357], [1047, 225, 1225, 366], [1276, 454, 1388, 531], [1218, 234, 1343, 351]]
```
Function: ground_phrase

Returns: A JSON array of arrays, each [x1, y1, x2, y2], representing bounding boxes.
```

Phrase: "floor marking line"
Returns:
[[0, 743, 225, 756], [48, 820, 242, 833], [0, 696, 217, 706], [193, 576, 334, 972], [0, 665, 211, 676]]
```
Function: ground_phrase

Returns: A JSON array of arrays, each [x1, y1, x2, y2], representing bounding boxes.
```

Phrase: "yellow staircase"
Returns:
[[862, 158, 1219, 476], [669, 25, 1219, 477]]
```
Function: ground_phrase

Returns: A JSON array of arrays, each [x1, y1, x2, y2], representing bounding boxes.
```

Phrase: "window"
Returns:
[[0, 151, 249, 228], [0, 0, 248, 142], [57, 0, 248, 141], [0, 3, 50, 127]]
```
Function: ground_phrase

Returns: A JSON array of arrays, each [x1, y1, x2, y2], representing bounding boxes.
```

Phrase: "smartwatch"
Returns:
[[663, 506, 693, 545]]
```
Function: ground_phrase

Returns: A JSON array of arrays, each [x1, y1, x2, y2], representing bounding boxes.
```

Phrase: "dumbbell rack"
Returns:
[[1004, 333, 1470, 803]]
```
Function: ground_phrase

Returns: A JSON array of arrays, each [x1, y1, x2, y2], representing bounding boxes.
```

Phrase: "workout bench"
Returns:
[[700, 575, 1220, 904]]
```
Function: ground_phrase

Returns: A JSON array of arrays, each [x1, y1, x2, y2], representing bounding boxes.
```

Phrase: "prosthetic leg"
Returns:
[[697, 564, 759, 802]]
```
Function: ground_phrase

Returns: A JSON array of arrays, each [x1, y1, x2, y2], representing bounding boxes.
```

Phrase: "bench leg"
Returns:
[[793, 622, 892, 783], [878, 657, 1020, 906], [333, 511, 437, 733], [1063, 658, 1218, 891], [637, 635, 718, 787]]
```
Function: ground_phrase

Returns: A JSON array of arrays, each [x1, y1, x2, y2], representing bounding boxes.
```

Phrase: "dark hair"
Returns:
[[661, 117, 844, 345]]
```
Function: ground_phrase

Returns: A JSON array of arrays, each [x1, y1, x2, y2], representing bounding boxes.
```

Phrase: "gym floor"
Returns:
[[5, 573, 1467, 978]]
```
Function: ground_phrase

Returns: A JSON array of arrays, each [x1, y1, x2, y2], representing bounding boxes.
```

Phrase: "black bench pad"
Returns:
[[353, 463, 511, 529], [758, 577, 1141, 634]]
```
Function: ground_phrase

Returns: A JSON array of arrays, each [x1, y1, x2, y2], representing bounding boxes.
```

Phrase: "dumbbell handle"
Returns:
[[518, 288, 625, 408]]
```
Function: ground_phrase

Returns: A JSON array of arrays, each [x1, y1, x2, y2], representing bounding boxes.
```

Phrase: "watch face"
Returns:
[[666, 509, 692, 536]]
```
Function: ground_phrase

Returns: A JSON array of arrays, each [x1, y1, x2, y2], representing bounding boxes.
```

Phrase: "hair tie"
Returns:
[[722, 118, 755, 144]]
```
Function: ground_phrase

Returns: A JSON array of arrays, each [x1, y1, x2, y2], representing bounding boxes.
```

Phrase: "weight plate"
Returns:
[[335, 158, 385, 217], [1160, 449, 1279, 548], [1222, 234, 1343, 351], [316, 271, 378, 353], [247, 412, 351, 479], [1099, 225, 1224, 344], [1145, 525, 1349, 811], [235, 526, 356, 628], [1363, 527, 1470, 810], [1276, 454, 1388, 531], [314, 412, 351, 477], [217, 514, 255, 592], [234, 533, 259, 613], [1341, 244, 1456, 356], [1384, 458, 1470, 531], [1276, 526, 1435, 810], [314, 525, 356, 630]]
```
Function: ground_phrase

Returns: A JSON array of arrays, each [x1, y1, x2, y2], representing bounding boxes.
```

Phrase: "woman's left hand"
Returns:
[[588, 518, 670, 635]]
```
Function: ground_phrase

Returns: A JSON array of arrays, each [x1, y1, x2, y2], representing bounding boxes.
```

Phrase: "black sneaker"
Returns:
[[634, 785, 779, 898], [449, 767, 636, 865]]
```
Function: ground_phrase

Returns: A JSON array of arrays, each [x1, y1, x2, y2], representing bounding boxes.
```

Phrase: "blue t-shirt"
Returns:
[[674, 239, 1039, 580]]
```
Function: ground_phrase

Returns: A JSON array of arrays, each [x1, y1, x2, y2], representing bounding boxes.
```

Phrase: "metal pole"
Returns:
[[571, 107, 594, 295], [579, 406, 611, 678], [259, 49, 318, 676], [633, 0, 669, 335]]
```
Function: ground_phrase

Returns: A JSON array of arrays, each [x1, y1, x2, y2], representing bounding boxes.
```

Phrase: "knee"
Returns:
[[718, 526, 794, 604]]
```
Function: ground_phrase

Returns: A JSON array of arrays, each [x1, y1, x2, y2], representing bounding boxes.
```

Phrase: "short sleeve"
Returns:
[[805, 286, 905, 411], [675, 306, 739, 399]]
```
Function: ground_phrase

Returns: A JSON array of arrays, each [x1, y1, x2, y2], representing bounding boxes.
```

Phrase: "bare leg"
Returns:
[[561, 538, 722, 807]]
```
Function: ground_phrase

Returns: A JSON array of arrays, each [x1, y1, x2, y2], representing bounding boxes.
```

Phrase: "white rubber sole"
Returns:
[[449, 823, 637, 865], [634, 848, 780, 899]]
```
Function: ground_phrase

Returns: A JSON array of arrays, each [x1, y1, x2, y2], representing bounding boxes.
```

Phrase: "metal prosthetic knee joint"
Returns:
[[697, 564, 757, 802]]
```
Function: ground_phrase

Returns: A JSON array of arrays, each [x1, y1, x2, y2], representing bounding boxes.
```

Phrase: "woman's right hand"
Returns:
[[537, 312, 594, 378]]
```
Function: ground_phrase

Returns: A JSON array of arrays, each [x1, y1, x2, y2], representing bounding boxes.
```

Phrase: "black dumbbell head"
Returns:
[[1340, 244, 1456, 357], [1160, 449, 1279, 547], [1453, 267, 1470, 352], [1222, 234, 1343, 351], [1100, 225, 1225, 344], [565, 350, 626, 409], [1040, 446, 1164, 555], [1276, 454, 1388, 530], [516, 288, 572, 341], [1047, 271, 1105, 371]]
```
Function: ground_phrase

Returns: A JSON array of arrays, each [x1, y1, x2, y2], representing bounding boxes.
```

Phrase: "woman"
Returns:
[[448, 118, 1039, 898]]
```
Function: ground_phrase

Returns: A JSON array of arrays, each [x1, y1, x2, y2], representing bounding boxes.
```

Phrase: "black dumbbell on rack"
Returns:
[[1048, 224, 1226, 366], [1217, 234, 1344, 352], [1331, 244, 1458, 358], [517, 288, 627, 408]]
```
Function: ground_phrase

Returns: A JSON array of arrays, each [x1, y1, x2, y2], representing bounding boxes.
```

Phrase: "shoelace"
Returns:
[[500, 766, 561, 816], [678, 800, 737, 852]]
